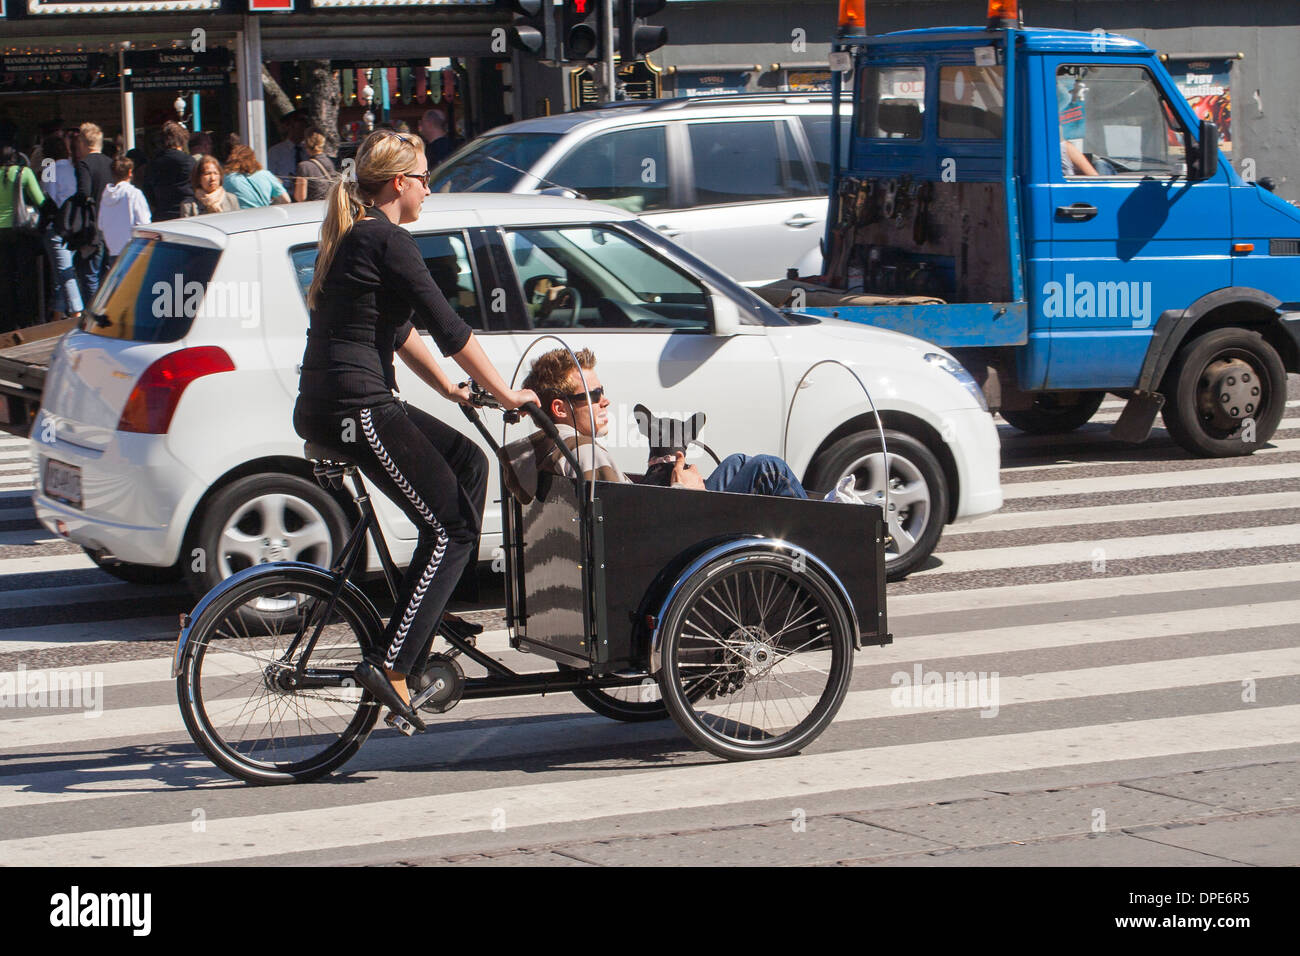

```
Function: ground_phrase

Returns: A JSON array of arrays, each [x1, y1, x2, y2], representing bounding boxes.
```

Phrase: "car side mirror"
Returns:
[[1192, 120, 1219, 181], [708, 287, 763, 336]]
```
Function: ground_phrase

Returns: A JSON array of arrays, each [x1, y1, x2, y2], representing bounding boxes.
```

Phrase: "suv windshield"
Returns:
[[431, 133, 563, 193], [82, 238, 222, 342]]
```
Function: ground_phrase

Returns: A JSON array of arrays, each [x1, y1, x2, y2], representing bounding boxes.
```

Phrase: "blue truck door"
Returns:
[[1043, 59, 1231, 390]]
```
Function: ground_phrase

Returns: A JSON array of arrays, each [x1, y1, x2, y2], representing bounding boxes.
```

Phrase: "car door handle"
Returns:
[[784, 214, 819, 228], [1056, 203, 1099, 222], [655, 224, 682, 238]]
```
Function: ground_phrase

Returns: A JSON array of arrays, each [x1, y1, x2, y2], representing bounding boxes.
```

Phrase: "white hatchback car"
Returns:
[[31, 195, 1001, 600]]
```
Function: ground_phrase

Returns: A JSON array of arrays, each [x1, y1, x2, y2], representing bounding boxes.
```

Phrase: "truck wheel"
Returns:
[[1160, 328, 1287, 458], [185, 473, 351, 601], [806, 429, 948, 581], [1000, 392, 1105, 434]]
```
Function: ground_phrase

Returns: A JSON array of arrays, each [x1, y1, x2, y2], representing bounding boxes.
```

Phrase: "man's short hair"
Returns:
[[111, 157, 134, 181], [79, 122, 103, 151], [421, 109, 447, 132], [522, 347, 597, 413]]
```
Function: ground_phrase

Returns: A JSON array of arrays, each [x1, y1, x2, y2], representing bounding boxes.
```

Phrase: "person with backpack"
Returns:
[[73, 122, 113, 302], [292, 128, 335, 202], [42, 133, 83, 322], [96, 157, 151, 270], [0, 144, 48, 332]]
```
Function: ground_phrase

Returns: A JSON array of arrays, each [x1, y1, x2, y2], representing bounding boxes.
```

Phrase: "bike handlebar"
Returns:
[[459, 381, 586, 477]]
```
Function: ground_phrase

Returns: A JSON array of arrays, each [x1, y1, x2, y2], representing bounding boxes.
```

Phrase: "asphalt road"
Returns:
[[1, 379, 1297, 866]]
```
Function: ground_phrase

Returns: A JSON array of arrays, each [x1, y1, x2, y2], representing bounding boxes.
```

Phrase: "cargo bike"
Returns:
[[174, 365, 892, 785]]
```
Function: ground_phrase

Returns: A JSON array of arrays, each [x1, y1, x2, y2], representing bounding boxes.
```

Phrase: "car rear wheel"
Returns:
[[187, 473, 351, 604], [805, 428, 949, 581]]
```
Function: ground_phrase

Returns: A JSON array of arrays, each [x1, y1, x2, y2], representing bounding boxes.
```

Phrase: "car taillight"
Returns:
[[117, 346, 235, 434]]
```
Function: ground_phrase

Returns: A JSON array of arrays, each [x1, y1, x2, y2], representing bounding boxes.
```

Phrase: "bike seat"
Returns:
[[303, 440, 355, 465], [304, 441, 358, 490]]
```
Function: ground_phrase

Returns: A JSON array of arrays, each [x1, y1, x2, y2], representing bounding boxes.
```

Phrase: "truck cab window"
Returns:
[[857, 65, 926, 139], [1057, 65, 1189, 177], [939, 66, 1004, 139]]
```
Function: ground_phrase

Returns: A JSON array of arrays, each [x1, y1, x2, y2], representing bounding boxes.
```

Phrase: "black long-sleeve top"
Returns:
[[295, 208, 474, 418]]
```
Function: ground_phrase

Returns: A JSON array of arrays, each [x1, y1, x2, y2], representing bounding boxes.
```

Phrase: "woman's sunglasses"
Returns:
[[402, 171, 431, 187]]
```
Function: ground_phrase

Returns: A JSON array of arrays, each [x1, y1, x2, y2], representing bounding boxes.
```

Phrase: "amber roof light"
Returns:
[[838, 0, 866, 37], [988, 0, 1020, 28]]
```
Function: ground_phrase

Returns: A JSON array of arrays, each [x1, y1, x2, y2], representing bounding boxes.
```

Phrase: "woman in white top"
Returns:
[[41, 133, 82, 320]]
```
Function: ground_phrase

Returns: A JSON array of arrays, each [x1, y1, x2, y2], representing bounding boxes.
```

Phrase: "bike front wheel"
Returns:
[[176, 568, 382, 784], [656, 546, 855, 760]]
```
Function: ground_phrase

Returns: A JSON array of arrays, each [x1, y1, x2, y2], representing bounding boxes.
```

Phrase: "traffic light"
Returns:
[[617, 0, 668, 62], [563, 0, 601, 61], [500, 0, 557, 61]]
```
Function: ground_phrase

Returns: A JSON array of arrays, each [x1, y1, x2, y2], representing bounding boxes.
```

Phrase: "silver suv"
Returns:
[[431, 94, 849, 286]]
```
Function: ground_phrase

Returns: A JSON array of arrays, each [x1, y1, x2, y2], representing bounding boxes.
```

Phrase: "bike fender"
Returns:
[[172, 562, 381, 678], [646, 537, 861, 678]]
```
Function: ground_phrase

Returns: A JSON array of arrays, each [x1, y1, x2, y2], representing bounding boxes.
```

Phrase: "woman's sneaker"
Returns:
[[824, 475, 866, 504]]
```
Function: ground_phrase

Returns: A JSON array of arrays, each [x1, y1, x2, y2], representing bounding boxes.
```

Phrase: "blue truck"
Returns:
[[775, 0, 1300, 457]]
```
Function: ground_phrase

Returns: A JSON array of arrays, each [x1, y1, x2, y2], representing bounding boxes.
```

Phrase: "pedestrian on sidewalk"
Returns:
[[73, 122, 113, 303], [41, 133, 83, 322], [223, 145, 290, 209], [97, 157, 151, 270], [0, 144, 48, 332]]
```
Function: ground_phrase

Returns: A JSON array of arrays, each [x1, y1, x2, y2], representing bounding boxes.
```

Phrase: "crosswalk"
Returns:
[[1, 394, 1298, 865]]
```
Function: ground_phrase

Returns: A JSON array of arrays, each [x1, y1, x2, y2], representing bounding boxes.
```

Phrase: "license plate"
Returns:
[[44, 459, 82, 508]]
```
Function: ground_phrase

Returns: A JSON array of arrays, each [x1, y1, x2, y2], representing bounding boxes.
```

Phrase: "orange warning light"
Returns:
[[838, 0, 866, 36], [988, 0, 1020, 27]]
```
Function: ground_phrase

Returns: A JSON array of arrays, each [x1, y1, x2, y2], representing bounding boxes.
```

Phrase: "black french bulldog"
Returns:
[[633, 404, 707, 486]]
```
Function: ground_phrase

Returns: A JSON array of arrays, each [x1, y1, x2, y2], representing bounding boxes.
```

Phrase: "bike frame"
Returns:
[[282, 415, 647, 700]]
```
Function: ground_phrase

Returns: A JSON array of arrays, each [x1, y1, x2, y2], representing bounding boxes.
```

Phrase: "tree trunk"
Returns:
[[298, 60, 342, 153], [260, 66, 295, 119]]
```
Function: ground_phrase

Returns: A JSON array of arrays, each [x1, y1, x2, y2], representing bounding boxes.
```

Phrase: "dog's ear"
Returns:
[[687, 411, 706, 440], [633, 403, 652, 438]]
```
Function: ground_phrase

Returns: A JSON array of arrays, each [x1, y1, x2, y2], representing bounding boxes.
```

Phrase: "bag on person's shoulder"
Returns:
[[55, 191, 98, 247], [9, 166, 42, 236]]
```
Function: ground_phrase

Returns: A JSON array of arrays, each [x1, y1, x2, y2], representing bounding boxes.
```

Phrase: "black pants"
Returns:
[[295, 399, 488, 675], [0, 229, 42, 332]]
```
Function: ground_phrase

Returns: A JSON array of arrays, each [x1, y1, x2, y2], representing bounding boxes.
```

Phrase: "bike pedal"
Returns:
[[388, 715, 417, 737]]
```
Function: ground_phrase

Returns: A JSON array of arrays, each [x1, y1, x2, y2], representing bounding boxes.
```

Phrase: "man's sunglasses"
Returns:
[[549, 386, 605, 405]]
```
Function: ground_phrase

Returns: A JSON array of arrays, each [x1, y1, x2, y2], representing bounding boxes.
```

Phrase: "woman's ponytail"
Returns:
[[305, 130, 424, 311]]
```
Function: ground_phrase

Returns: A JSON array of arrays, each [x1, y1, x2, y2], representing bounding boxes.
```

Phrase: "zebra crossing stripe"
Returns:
[[1002, 438, 1300, 472], [1001, 461, 1300, 499], [916, 524, 1300, 576], [946, 491, 1300, 535], [6, 605, 1298, 752], [1, 646, 1297, 814], [0, 704, 1295, 865], [0, 553, 96, 576], [891, 561, 1300, 615]]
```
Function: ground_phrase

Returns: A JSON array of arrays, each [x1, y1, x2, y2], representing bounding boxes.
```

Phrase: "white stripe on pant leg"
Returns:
[[360, 406, 449, 669]]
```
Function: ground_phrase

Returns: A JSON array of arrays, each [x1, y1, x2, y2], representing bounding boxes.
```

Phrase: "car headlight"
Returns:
[[924, 352, 987, 411]]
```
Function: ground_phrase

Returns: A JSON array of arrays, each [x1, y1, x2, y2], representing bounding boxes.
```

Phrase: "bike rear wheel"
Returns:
[[176, 568, 381, 784]]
